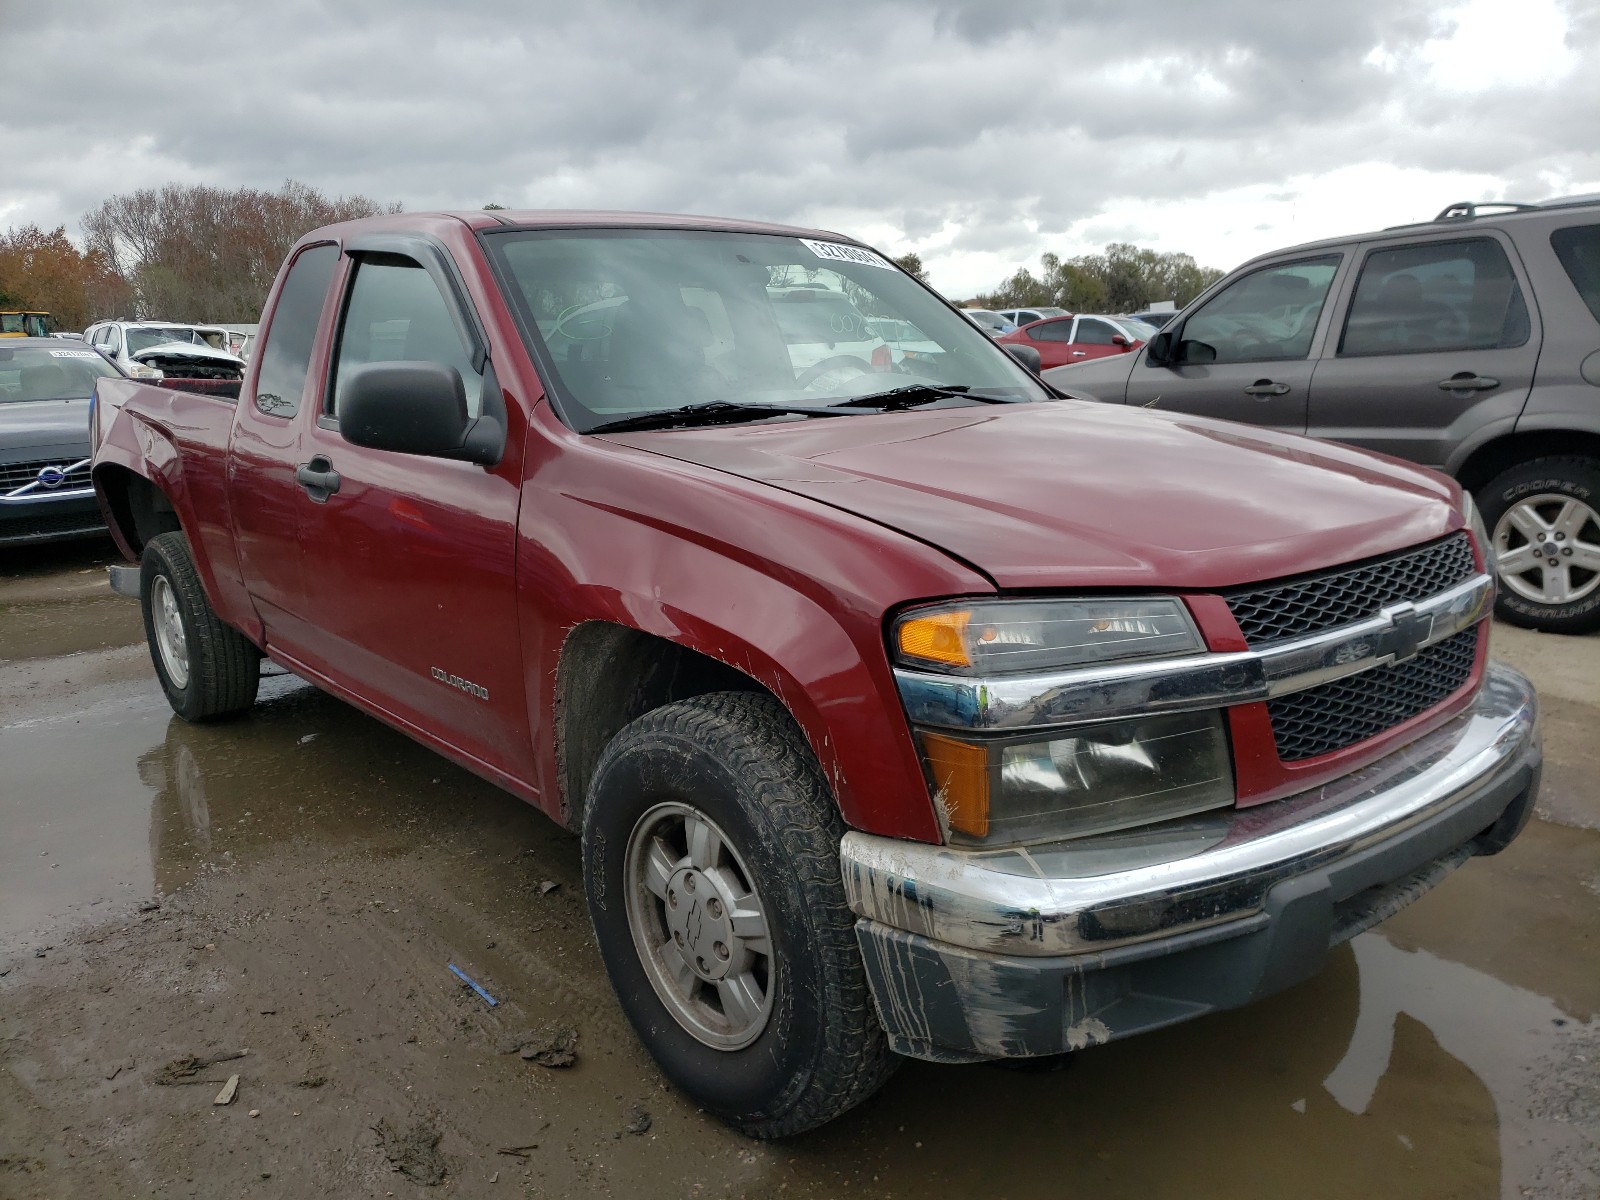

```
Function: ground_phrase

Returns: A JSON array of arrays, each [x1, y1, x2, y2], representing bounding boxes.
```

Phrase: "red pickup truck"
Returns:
[[91, 211, 1541, 1137]]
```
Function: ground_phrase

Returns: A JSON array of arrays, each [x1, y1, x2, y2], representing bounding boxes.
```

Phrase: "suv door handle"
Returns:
[[1243, 380, 1291, 397], [1437, 373, 1500, 392], [296, 456, 341, 502]]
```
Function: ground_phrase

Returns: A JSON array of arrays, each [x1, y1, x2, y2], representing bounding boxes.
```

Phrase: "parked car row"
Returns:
[[1042, 195, 1600, 634]]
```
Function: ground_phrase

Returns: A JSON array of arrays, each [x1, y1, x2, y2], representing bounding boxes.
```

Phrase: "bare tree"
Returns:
[[82, 180, 400, 322]]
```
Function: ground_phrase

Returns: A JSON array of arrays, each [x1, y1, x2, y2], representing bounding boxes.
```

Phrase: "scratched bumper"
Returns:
[[843, 662, 1540, 1062]]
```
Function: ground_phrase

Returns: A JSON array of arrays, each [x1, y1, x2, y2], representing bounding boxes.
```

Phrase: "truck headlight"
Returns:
[[894, 597, 1202, 676], [919, 710, 1233, 846], [127, 363, 164, 380]]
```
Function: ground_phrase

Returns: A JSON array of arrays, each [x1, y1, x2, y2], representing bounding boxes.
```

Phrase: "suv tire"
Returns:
[[140, 531, 262, 721], [581, 691, 897, 1138], [1478, 456, 1600, 634]]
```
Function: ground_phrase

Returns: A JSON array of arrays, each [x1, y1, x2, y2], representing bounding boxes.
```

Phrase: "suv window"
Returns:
[[1029, 318, 1074, 342], [1551, 224, 1600, 324], [1339, 237, 1529, 356], [1074, 318, 1118, 346], [254, 244, 338, 418], [105, 326, 121, 353], [1180, 256, 1339, 363], [330, 256, 484, 419]]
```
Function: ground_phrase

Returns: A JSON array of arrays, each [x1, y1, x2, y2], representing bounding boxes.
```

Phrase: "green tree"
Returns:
[[978, 244, 1222, 313], [893, 252, 929, 285]]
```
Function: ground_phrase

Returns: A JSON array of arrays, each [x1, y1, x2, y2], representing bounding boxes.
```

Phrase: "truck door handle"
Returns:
[[296, 456, 341, 502], [1243, 380, 1291, 397], [1437, 373, 1500, 391]]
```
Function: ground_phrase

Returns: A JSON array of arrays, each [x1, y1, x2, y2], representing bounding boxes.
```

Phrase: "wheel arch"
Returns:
[[93, 462, 183, 559], [554, 621, 770, 833], [1454, 429, 1600, 493]]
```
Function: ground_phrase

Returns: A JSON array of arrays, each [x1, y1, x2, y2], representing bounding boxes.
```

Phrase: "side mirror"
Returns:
[[1146, 330, 1173, 366], [1111, 334, 1131, 350], [1177, 339, 1217, 365], [339, 361, 504, 466], [1004, 343, 1042, 373]]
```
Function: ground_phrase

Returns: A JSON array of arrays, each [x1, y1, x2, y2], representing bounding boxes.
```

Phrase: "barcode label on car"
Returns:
[[798, 239, 896, 270]]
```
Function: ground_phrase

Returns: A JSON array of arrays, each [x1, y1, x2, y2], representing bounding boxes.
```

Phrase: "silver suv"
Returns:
[[1043, 197, 1600, 634]]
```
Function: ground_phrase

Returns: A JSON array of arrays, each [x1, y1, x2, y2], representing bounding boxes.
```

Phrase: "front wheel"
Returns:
[[140, 531, 261, 721], [582, 692, 897, 1138], [1478, 456, 1600, 634]]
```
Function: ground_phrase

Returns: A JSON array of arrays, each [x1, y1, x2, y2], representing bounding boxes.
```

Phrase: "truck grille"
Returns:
[[0, 458, 92, 495], [1224, 533, 1476, 647], [1266, 626, 1480, 762]]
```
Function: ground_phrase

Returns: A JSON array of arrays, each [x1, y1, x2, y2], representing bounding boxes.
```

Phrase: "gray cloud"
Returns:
[[0, 0, 1595, 295]]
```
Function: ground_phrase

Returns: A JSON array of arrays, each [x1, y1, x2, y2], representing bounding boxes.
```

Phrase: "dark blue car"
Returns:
[[0, 338, 123, 545]]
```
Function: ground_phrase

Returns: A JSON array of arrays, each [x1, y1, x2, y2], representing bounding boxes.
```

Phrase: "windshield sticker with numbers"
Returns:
[[48, 350, 100, 358], [797, 239, 896, 270]]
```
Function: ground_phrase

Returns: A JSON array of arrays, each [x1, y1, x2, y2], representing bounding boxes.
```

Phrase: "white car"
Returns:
[[81, 321, 246, 382], [767, 286, 893, 386]]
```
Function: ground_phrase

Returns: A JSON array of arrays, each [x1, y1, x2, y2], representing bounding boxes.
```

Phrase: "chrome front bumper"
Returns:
[[843, 662, 1540, 1060]]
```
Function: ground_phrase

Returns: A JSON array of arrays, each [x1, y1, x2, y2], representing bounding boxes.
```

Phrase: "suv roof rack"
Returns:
[[1433, 200, 1543, 221]]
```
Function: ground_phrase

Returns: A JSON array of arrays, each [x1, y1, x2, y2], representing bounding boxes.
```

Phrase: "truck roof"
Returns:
[[303, 209, 865, 246]]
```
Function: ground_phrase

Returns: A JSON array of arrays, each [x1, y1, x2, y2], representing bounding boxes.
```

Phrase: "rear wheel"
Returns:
[[140, 531, 261, 721], [581, 692, 897, 1138], [1478, 457, 1600, 634]]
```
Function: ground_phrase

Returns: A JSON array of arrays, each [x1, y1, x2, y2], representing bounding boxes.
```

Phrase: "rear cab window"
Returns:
[[252, 244, 339, 418]]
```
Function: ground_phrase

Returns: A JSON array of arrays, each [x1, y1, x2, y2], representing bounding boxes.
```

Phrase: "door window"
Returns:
[[1028, 318, 1075, 342], [105, 327, 121, 353], [253, 243, 338, 418], [1180, 256, 1340, 363], [1551, 224, 1600, 324], [1339, 238, 1529, 356], [1074, 318, 1118, 345], [329, 256, 485, 419]]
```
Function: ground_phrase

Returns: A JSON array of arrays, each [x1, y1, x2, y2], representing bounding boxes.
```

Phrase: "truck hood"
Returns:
[[0, 397, 92, 459], [603, 400, 1460, 590]]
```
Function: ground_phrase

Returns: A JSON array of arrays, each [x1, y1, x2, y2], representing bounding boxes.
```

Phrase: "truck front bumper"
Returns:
[[841, 661, 1540, 1062]]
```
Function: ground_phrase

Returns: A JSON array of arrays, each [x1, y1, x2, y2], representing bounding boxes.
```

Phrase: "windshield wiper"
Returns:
[[827, 384, 1023, 410], [588, 401, 851, 434]]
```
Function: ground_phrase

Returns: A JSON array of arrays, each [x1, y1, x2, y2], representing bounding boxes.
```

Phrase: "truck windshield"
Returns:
[[127, 327, 208, 354], [0, 346, 119, 402], [484, 228, 1048, 432]]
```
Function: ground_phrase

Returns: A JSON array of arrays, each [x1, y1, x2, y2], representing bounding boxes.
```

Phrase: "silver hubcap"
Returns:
[[150, 575, 191, 689], [1493, 493, 1600, 606], [624, 802, 774, 1050]]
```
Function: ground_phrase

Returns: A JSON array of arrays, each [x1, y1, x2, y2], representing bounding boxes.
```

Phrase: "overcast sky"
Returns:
[[1, 0, 1595, 298]]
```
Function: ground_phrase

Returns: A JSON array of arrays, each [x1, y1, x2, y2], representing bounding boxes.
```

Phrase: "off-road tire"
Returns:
[[1477, 456, 1600, 635], [140, 531, 261, 721], [582, 691, 897, 1138]]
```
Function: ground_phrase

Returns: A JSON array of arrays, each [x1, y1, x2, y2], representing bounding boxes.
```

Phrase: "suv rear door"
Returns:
[[1126, 253, 1346, 432], [1306, 232, 1539, 468]]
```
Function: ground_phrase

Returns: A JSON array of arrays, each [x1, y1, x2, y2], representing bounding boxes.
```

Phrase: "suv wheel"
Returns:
[[1478, 456, 1600, 634], [581, 692, 897, 1137]]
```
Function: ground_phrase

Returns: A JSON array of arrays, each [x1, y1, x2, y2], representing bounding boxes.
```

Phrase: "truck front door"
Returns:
[[291, 246, 533, 783]]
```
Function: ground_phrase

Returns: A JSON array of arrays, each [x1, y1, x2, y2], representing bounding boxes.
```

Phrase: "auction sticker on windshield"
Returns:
[[798, 239, 895, 270], [48, 350, 100, 358]]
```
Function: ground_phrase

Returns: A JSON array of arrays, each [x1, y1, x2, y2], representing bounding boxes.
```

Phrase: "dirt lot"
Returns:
[[2, 540, 1597, 1199]]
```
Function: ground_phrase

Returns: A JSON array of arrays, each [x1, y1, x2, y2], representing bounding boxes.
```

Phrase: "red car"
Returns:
[[999, 312, 1157, 369], [91, 210, 1538, 1137]]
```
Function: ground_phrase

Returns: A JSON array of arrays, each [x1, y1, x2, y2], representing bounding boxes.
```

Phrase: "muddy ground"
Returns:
[[1, 539, 1597, 1199]]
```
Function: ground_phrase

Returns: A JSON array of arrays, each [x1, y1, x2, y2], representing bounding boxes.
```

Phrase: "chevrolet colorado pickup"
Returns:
[[91, 211, 1542, 1137]]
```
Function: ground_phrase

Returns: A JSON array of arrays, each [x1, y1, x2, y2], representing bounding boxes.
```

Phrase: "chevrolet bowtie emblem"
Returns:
[[1382, 601, 1435, 664]]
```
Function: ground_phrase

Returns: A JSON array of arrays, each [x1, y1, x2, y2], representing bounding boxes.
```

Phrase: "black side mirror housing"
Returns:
[[1004, 343, 1042, 373], [339, 361, 504, 466], [1177, 339, 1217, 365], [1146, 330, 1173, 365]]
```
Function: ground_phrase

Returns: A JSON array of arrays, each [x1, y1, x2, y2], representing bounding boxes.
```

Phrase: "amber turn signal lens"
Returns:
[[897, 610, 972, 667], [918, 732, 990, 838]]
